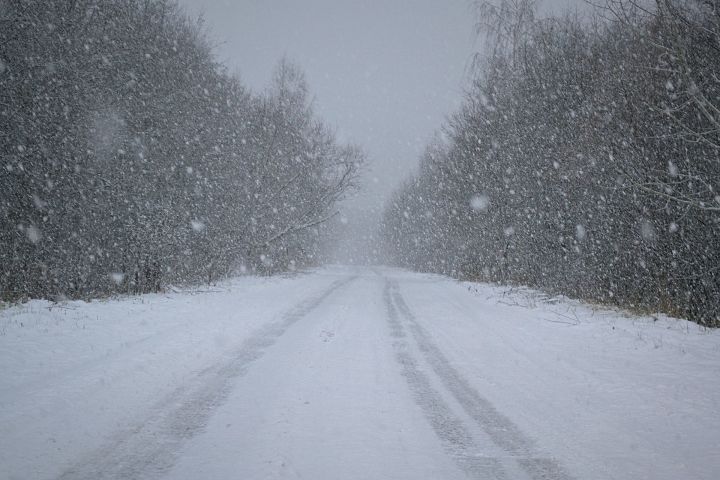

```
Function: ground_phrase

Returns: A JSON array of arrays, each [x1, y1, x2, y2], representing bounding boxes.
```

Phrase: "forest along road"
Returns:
[[2, 267, 719, 480]]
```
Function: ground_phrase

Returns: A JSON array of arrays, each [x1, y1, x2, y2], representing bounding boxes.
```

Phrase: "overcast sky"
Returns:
[[178, 0, 478, 204], [176, 0, 580, 259]]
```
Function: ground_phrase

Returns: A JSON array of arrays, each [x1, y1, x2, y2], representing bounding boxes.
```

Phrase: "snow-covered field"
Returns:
[[1, 266, 718, 480]]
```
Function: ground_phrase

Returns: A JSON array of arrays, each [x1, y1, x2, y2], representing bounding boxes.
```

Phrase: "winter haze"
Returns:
[[1, 1, 719, 479], [177, 0, 587, 261], [177, 0, 478, 261]]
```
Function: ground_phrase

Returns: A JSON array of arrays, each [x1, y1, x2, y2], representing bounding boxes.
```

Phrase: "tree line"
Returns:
[[0, 0, 362, 300], [381, 0, 719, 326]]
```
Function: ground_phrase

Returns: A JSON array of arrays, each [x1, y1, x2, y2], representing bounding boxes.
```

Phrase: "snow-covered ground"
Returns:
[[1, 266, 718, 479]]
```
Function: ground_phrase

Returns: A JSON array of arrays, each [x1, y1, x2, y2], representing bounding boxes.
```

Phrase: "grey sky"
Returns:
[[178, 0, 477, 203], [176, 0, 582, 260]]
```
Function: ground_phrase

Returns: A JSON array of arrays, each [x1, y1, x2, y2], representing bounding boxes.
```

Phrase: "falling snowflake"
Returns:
[[32, 194, 47, 210], [470, 194, 490, 212], [26, 225, 42, 244], [575, 224, 587, 241], [640, 219, 656, 242]]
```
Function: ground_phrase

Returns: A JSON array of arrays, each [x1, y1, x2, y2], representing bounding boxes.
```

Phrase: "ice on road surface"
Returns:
[[1, 266, 719, 479]]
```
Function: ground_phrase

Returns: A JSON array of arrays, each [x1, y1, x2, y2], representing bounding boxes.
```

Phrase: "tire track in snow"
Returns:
[[383, 282, 508, 480], [387, 279, 574, 480], [58, 275, 356, 480]]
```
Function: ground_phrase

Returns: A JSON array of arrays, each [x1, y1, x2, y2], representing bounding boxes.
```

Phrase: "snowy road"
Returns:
[[2, 266, 719, 479]]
